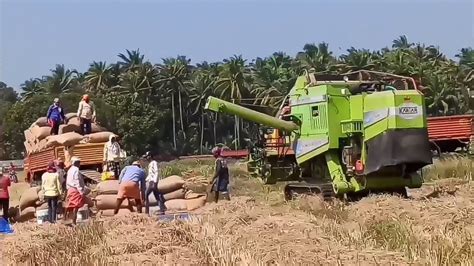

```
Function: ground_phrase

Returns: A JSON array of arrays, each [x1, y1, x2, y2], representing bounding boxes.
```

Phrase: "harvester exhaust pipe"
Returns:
[[204, 96, 299, 133]]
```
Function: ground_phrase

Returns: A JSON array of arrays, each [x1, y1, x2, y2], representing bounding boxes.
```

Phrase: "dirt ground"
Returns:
[[1, 160, 473, 265]]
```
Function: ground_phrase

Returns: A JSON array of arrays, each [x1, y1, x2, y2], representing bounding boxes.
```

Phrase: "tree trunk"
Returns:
[[172, 93, 177, 149], [213, 114, 217, 146], [178, 90, 186, 139], [200, 113, 204, 154]]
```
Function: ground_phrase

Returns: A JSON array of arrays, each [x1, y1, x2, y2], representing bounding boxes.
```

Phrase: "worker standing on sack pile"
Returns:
[[103, 134, 122, 179], [143, 151, 167, 215], [115, 161, 146, 215], [41, 161, 63, 223], [65, 156, 86, 225], [46, 98, 66, 136], [0, 168, 11, 222], [77, 94, 96, 135], [209, 146, 231, 203]]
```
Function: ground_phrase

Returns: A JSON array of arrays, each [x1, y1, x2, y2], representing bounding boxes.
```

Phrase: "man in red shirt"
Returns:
[[0, 170, 11, 221]]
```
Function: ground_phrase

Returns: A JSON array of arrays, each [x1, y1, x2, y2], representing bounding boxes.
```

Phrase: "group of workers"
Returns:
[[46, 94, 96, 136], [3, 95, 231, 224], [23, 145, 230, 225]]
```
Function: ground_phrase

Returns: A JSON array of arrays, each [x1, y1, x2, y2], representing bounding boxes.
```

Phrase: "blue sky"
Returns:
[[0, 0, 473, 90]]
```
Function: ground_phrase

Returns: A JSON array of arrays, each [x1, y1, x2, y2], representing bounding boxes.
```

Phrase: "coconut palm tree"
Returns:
[[20, 78, 44, 101], [118, 49, 145, 70], [295, 42, 336, 73], [188, 72, 215, 153], [41, 64, 78, 95], [156, 56, 192, 148], [84, 61, 112, 95], [392, 35, 413, 49], [339, 47, 379, 72]]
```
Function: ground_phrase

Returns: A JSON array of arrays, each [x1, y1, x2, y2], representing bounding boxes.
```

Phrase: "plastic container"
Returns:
[[36, 209, 49, 224], [0, 218, 14, 234], [77, 205, 89, 223]]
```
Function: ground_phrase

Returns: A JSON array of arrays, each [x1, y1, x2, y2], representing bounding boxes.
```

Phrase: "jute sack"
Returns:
[[59, 124, 80, 134], [147, 188, 186, 206], [96, 180, 119, 195], [164, 199, 188, 211], [158, 175, 185, 193], [65, 113, 77, 122], [91, 123, 106, 133], [68, 117, 81, 127], [33, 117, 49, 127], [36, 202, 48, 211], [17, 206, 36, 222], [56, 132, 84, 146], [31, 125, 51, 140], [185, 191, 207, 199], [19, 187, 41, 210], [86, 132, 115, 143], [99, 209, 131, 217], [95, 194, 133, 210], [186, 196, 207, 211], [163, 188, 186, 201]]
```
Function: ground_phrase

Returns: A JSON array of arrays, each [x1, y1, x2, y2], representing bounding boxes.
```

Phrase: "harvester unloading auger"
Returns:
[[204, 70, 433, 200]]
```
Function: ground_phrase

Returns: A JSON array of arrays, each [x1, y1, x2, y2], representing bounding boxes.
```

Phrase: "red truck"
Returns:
[[427, 115, 474, 154]]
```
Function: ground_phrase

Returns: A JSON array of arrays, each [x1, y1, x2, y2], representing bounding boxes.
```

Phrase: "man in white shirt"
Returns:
[[143, 151, 166, 215], [65, 156, 86, 225], [103, 134, 122, 179]]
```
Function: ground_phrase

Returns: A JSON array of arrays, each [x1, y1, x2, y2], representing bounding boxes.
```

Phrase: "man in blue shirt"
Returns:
[[46, 98, 66, 135], [115, 161, 146, 214]]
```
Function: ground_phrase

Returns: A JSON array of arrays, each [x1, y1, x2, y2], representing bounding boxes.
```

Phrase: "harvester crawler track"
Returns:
[[284, 182, 335, 201]]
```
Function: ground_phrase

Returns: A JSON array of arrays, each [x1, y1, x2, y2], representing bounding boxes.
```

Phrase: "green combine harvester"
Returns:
[[204, 70, 433, 200]]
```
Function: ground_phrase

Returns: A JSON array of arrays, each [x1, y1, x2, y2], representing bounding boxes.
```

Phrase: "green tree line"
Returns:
[[0, 36, 472, 160]]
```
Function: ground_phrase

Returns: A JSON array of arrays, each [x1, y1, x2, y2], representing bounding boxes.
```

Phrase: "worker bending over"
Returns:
[[115, 161, 146, 215], [143, 151, 166, 215], [209, 147, 231, 203], [77, 94, 96, 135], [46, 98, 66, 136]]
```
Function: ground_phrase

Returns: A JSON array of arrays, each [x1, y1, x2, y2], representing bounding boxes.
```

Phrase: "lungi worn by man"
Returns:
[[115, 161, 146, 215]]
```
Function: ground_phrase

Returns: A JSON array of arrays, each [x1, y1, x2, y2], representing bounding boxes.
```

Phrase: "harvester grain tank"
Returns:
[[204, 70, 433, 200]]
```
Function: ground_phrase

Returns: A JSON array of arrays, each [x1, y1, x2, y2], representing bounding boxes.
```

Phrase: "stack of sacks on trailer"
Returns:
[[13, 186, 93, 223], [94, 175, 207, 216], [23, 113, 117, 154]]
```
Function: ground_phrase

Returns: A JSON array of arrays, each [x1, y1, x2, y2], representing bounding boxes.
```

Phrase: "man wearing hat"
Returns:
[[115, 160, 146, 215], [65, 156, 85, 225], [46, 98, 66, 135]]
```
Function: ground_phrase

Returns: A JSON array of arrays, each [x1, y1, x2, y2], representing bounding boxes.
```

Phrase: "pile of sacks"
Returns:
[[23, 114, 116, 154], [94, 175, 207, 216], [13, 186, 94, 223]]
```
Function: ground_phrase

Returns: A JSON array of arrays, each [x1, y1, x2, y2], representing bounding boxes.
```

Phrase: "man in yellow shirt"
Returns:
[[41, 161, 63, 223]]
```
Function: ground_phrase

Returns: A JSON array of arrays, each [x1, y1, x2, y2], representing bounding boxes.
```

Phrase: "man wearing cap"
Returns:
[[65, 156, 86, 225], [115, 161, 146, 215], [143, 151, 166, 215], [46, 98, 66, 135], [77, 94, 96, 135]]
